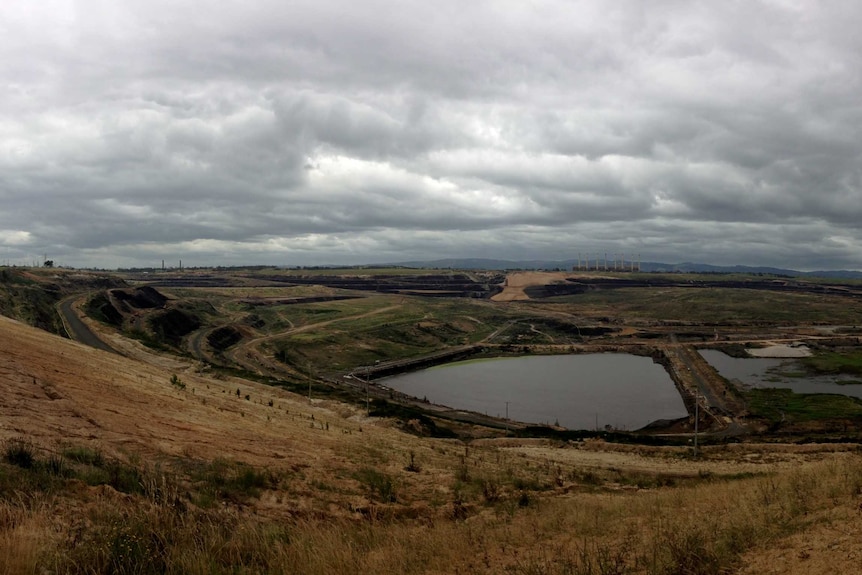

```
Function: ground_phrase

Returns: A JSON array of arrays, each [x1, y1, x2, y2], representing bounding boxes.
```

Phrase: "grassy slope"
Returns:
[[165, 289, 515, 372], [0, 267, 125, 334], [0, 269, 65, 334]]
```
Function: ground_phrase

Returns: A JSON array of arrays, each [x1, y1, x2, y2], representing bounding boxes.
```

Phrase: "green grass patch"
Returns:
[[63, 445, 105, 466], [802, 351, 862, 376], [272, 298, 511, 372], [188, 458, 277, 506], [353, 467, 397, 502], [0, 441, 153, 498], [0, 268, 35, 285], [745, 388, 862, 422], [125, 327, 170, 351], [0, 283, 65, 334]]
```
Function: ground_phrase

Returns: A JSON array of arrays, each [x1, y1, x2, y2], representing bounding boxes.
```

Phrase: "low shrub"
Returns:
[[354, 467, 397, 503], [3, 438, 36, 469]]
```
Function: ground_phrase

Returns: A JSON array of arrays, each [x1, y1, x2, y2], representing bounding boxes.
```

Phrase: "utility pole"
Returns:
[[693, 390, 699, 459], [505, 401, 509, 434]]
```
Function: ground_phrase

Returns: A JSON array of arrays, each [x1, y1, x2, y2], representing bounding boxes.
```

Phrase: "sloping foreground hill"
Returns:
[[2, 314, 862, 574]]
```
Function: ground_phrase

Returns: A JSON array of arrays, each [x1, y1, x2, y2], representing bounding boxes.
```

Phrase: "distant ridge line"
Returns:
[[382, 258, 862, 279]]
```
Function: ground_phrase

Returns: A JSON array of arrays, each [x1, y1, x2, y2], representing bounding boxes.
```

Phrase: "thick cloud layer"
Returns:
[[2, 0, 861, 269]]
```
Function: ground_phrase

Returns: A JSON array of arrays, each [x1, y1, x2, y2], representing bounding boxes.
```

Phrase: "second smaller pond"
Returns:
[[698, 349, 862, 399]]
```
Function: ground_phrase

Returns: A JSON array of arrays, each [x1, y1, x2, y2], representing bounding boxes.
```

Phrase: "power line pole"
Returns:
[[693, 390, 699, 459], [505, 401, 509, 434], [365, 368, 370, 416]]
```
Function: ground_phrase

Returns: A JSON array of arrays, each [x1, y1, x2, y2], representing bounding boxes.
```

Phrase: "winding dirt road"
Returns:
[[57, 295, 117, 354]]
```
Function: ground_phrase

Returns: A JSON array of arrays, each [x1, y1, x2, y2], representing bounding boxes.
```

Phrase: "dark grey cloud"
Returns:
[[1, 0, 861, 270]]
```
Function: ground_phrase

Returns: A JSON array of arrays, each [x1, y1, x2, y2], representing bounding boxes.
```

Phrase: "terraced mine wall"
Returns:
[[559, 276, 862, 299], [257, 274, 503, 298], [139, 275, 251, 287], [239, 295, 360, 306]]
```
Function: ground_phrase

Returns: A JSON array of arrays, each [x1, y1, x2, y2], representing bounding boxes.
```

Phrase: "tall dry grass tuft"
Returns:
[[47, 501, 290, 574], [1, 448, 860, 574], [0, 500, 53, 575], [508, 454, 862, 575]]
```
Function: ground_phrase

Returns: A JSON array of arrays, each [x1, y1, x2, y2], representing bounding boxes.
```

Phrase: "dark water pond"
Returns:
[[382, 354, 688, 431], [699, 349, 862, 399]]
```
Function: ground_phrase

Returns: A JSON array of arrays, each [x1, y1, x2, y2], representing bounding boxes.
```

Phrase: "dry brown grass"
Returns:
[[2, 454, 860, 574], [2, 314, 862, 573], [0, 505, 52, 575]]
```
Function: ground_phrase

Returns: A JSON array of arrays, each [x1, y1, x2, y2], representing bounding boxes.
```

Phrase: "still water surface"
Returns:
[[382, 354, 688, 431], [699, 349, 862, 399]]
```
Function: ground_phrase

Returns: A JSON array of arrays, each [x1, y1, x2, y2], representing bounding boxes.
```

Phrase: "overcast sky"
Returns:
[[2, 1, 861, 270]]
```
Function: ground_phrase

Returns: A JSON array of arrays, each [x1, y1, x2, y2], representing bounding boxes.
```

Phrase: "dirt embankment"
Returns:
[[232, 273, 502, 298], [492, 272, 574, 301]]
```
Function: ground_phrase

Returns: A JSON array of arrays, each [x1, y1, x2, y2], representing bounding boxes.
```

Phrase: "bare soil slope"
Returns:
[[492, 271, 574, 301]]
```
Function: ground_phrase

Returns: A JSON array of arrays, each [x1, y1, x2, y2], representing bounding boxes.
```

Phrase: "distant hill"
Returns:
[[387, 258, 862, 279], [390, 258, 575, 271], [642, 262, 862, 279]]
